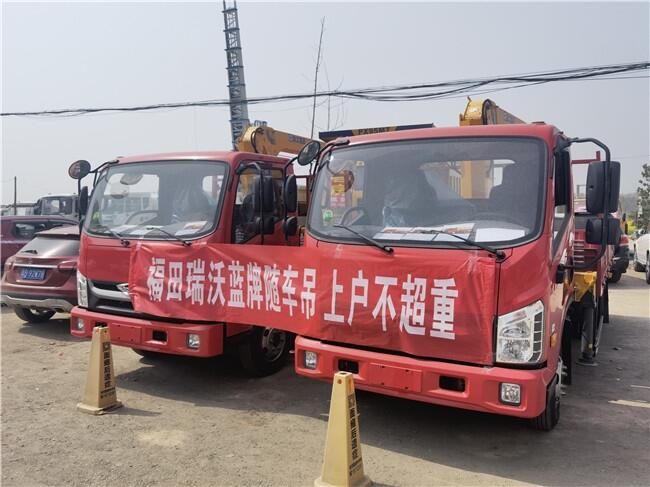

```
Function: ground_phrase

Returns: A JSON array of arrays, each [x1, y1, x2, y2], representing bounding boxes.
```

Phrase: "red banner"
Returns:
[[129, 242, 498, 364]]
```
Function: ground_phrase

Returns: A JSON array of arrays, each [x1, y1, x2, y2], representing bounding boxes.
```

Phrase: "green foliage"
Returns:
[[637, 163, 650, 231]]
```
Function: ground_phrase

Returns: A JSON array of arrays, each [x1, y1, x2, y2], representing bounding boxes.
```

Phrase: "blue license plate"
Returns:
[[20, 268, 46, 280]]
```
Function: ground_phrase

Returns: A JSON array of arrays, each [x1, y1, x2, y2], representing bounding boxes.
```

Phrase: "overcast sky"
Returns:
[[2, 1, 649, 204]]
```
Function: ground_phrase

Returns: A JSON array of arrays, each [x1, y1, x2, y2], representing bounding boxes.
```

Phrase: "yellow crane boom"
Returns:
[[237, 124, 317, 157]]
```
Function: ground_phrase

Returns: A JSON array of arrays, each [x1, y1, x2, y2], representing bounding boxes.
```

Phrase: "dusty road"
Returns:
[[2, 270, 649, 486]]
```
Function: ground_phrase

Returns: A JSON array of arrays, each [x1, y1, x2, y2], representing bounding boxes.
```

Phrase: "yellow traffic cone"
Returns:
[[77, 325, 123, 415], [315, 372, 372, 487]]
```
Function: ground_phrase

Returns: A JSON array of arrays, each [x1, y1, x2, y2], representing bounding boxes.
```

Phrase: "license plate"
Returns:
[[20, 268, 46, 280]]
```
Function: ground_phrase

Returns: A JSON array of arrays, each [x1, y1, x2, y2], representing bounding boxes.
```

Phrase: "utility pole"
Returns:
[[223, 1, 250, 150], [13, 176, 17, 215], [310, 17, 325, 139]]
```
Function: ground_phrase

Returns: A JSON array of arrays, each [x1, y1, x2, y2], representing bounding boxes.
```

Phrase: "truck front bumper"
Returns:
[[295, 336, 549, 419], [70, 307, 224, 357]]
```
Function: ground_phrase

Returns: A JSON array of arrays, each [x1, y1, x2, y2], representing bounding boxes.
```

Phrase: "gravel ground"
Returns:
[[2, 270, 649, 486]]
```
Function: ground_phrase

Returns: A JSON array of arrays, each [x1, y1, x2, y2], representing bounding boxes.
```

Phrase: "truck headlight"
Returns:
[[496, 300, 544, 364], [76, 271, 88, 308]]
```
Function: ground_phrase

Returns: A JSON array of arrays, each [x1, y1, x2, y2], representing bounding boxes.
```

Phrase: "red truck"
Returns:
[[67, 151, 300, 376], [291, 124, 620, 430], [112, 123, 619, 431]]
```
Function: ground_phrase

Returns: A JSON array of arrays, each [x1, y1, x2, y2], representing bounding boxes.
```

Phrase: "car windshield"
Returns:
[[309, 137, 546, 246], [86, 160, 227, 240]]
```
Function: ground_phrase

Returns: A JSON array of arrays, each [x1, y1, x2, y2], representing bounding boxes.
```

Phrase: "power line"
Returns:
[[1, 62, 647, 118]]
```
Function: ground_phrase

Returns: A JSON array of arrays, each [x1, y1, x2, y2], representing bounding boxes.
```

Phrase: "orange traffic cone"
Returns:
[[77, 326, 123, 415]]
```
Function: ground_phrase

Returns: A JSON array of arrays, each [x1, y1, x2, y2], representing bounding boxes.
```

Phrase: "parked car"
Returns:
[[1, 225, 79, 322], [632, 230, 650, 284], [0, 215, 77, 273], [609, 232, 630, 283]]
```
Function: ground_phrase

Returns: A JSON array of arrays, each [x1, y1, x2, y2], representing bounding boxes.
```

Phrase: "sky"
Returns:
[[2, 1, 649, 205]]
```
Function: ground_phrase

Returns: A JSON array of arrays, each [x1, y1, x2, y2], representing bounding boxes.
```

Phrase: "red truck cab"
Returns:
[[70, 151, 297, 375], [292, 124, 619, 430]]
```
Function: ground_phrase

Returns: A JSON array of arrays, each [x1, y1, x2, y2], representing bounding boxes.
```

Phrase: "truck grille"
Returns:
[[88, 280, 137, 317]]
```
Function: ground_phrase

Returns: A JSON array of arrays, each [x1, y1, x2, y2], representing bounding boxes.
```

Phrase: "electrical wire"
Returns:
[[1, 62, 647, 118]]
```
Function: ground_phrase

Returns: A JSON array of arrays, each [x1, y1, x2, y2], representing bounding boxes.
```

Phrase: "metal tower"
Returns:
[[222, 1, 250, 150]]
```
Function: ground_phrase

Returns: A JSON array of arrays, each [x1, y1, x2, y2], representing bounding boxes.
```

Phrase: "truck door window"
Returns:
[[232, 168, 283, 243], [553, 150, 571, 253]]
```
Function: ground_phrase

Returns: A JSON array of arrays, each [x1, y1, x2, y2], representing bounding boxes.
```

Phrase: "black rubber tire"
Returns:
[[530, 375, 560, 431], [633, 251, 645, 272], [14, 307, 55, 323], [238, 326, 291, 377], [608, 271, 622, 283], [646, 256, 650, 284]]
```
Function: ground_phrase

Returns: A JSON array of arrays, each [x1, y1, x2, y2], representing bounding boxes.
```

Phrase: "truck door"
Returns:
[[549, 148, 573, 338]]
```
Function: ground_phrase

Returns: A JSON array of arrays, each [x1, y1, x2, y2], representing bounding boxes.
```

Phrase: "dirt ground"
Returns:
[[2, 270, 649, 486]]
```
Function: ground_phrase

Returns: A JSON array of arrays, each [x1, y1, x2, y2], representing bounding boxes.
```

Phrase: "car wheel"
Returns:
[[14, 307, 55, 323], [646, 254, 650, 284], [238, 326, 291, 377], [633, 250, 645, 272], [608, 270, 621, 283]]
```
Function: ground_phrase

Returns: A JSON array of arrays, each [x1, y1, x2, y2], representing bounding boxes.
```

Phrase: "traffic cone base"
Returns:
[[315, 372, 372, 487], [77, 400, 123, 415], [77, 326, 123, 415]]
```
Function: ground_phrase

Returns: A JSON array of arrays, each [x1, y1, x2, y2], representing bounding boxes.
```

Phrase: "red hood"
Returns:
[[128, 242, 499, 365]]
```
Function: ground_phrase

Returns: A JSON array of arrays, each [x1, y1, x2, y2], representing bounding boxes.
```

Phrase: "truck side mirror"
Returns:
[[283, 216, 298, 237], [68, 160, 91, 180], [79, 186, 89, 219], [284, 175, 297, 214], [585, 217, 621, 245], [586, 161, 621, 214], [297, 141, 321, 166]]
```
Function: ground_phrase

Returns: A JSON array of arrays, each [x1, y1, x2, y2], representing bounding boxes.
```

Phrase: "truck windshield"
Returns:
[[86, 160, 227, 240], [309, 137, 546, 247]]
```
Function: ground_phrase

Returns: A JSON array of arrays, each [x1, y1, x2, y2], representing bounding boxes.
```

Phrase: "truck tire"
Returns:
[[608, 270, 622, 283], [530, 375, 560, 431], [238, 326, 290, 377], [14, 307, 55, 323]]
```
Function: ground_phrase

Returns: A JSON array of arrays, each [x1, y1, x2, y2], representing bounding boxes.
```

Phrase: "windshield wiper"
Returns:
[[93, 224, 130, 247], [427, 229, 505, 259], [334, 224, 393, 254], [144, 226, 191, 246]]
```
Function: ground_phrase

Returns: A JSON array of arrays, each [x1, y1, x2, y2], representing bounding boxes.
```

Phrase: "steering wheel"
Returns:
[[472, 211, 523, 226], [339, 206, 369, 226], [125, 210, 158, 225]]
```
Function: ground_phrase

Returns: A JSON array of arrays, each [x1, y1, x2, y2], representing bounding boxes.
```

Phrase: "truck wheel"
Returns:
[[530, 375, 560, 431], [633, 250, 645, 272], [238, 326, 290, 377], [14, 307, 55, 323], [608, 271, 621, 283]]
